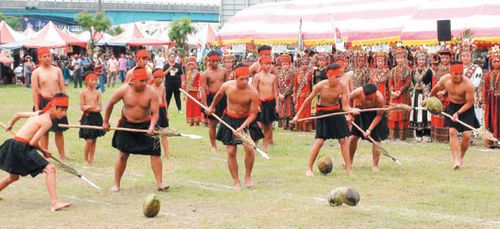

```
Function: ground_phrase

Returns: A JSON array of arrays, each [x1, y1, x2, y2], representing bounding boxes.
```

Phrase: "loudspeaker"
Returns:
[[437, 20, 451, 41]]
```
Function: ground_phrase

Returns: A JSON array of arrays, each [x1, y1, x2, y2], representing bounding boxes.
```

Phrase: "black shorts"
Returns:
[[351, 111, 389, 142], [79, 112, 106, 139], [257, 99, 279, 125], [34, 95, 69, 132], [444, 102, 480, 133], [111, 117, 161, 156], [157, 106, 169, 128], [206, 93, 227, 121], [315, 109, 350, 140], [0, 138, 48, 177], [216, 114, 263, 145]]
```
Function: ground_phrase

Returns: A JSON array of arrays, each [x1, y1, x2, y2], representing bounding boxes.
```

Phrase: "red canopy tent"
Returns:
[[0, 21, 24, 44], [100, 24, 171, 46], [0, 21, 86, 49]]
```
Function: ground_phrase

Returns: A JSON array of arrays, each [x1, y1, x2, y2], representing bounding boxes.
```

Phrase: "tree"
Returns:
[[0, 13, 22, 31], [168, 17, 196, 54], [76, 11, 111, 54], [108, 26, 124, 36]]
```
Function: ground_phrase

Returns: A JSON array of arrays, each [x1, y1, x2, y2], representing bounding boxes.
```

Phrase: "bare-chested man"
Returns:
[[79, 72, 105, 165], [200, 51, 228, 152], [104, 67, 169, 192], [292, 63, 359, 176], [425, 61, 479, 170], [348, 84, 389, 172], [252, 56, 279, 151], [207, 64, 263, 190], [249, 45, 275, 77], [124, 49, 151, 83], [151, 68, 170, 159], [31, 47, 68, 160], [1, 93, 71, 211]]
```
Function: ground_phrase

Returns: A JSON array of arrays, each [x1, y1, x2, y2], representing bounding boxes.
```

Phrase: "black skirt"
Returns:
[[315, 109, 350, 140], [111, 117, 161, 156], [216, 115, 264, 145], [206, 93, 227, 120], [79, 112, 105, 139], [157, 106, 169, 128], [444, 102, 480, 133], [34, 96, 69, 132], [351, 111, 389, 142], [0, 139, 48, 177], [257, 99, 279, 125]]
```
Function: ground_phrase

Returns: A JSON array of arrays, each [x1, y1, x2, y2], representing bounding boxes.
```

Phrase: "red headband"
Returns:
[[450, 64, 464, 74], [132, 68, 148, 80], [259, 49, 271, 56], [208, 55, 220, 61], [234, 66, 250, 78], [53, 96, 69, 107], [136, 49, 149, 60], [152, 69, 164, 78], [37, 47, 50, 58], [260, 56, 272, 64], [327, 68, 343, 77], [85, 73, 99, 82]]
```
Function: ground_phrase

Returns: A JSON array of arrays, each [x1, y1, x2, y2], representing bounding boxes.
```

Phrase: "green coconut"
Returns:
[[340, 187, 360, 206], [143, 193, 160, 218], [317, 155, 333, 175], [327, 188, 344, 207], [426, 97, 443, 115]]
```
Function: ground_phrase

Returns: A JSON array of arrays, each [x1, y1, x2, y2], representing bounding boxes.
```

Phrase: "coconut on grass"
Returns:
[[317, 155, 333, 175], [327, 187, 360, 207], [327, 188, 344, 206], [143, 193, 160, 218]]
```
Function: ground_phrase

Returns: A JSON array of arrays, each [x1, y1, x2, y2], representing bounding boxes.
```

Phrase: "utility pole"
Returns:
[[98, 0, 102, 12]]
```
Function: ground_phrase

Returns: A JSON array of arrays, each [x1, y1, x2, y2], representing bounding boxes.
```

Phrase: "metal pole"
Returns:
[[98, 0, 102, 12]]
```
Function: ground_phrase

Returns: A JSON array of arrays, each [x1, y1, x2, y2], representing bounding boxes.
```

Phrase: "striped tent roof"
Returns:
[[217, 0, 500, 46]]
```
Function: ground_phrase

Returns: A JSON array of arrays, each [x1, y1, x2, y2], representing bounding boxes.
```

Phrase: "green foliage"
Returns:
[[108, 26, 124, 36], [75, 11, 111, 53], [0, 13, 22, 31], [168, 17, 196, 52]]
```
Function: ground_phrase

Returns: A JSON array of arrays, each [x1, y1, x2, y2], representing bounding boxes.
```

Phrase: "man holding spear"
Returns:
[[425, 61, 479, 169], [0, 93, 72, 211], [292, 63, 359, 176], [206, 64, 263, 190], [104, 67, 169, 192], [348, 84, 389, 172]]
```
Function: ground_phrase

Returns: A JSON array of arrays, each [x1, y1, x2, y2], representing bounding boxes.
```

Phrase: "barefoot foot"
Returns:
[[210, 146, 217, 152], [50, 202, 72, 212], [244, 176, 254, 188], [109, 185, 120, 192], [233, 182, 241, 191], [305, 170, 315, 177], [372, 167, 379, 173], [157, 184, 170, 192]]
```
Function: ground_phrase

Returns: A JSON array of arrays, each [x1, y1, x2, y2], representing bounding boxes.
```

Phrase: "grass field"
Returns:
[[0, 84, 499, 228]]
